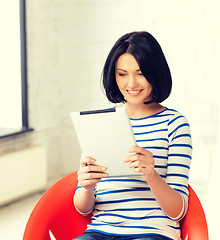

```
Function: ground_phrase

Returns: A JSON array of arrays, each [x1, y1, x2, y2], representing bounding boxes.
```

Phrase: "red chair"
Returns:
[[180, 186, 209, 240], [23, 171, 208, 240]]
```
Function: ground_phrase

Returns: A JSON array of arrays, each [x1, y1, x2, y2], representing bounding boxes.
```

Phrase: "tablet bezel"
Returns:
[[70, 107, 140, 177]]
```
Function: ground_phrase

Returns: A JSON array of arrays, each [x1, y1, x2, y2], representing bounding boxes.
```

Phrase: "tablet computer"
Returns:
[[70, 107, 139, 177]]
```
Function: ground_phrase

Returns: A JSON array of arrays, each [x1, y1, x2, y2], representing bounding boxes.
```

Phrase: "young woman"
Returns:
[[73, 31, 192, 240]]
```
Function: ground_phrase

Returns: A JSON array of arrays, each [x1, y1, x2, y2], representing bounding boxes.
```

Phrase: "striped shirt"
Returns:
[[75, 108, 192, 240]]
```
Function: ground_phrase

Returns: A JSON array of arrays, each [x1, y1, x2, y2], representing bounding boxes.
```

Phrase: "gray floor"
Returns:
[[0, 193, 43, 240]]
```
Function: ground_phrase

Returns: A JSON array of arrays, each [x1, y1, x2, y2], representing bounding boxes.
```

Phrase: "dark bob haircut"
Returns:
[[102, 31, 172, 104]]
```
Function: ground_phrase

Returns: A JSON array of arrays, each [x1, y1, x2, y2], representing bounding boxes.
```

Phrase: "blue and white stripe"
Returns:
[[76, 108, 192, 240]]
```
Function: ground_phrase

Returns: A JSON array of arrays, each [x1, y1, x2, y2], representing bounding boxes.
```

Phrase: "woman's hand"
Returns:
[[123, 146, 155, 182], [123, 146, 185, 219], [74, 157, 107, 214], [78, 156, 108, 192]]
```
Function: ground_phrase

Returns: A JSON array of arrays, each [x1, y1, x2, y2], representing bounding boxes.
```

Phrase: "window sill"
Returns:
[[0, 127, 34, 139]]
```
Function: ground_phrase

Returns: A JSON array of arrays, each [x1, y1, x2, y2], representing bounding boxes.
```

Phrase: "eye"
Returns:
[[138, 72, 143, 76], [117, 72, 126, 77]]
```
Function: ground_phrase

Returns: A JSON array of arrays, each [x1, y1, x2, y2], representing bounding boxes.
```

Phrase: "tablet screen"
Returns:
[[71, 107, 139, 177]]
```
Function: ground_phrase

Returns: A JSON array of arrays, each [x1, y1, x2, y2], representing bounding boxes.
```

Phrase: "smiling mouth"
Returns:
[[126, 89, 143, 96]]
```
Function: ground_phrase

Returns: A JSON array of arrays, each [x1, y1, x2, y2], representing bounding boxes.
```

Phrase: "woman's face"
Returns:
[[115, 53, 153, 106]]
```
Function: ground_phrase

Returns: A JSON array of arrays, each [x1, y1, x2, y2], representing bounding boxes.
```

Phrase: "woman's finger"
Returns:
[[78, 170, 108, 185], [78, 164, 107, 176], [128, 159, 146, 169], [84, 172, 108, 180], [128, 146, 147, 154], [123, 153, 145, 163], [80, 157, 96, 167], [85, 165, 107, 173]]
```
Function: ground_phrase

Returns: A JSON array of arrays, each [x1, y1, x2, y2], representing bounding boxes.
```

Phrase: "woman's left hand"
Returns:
[[123, 146, 155, 182]]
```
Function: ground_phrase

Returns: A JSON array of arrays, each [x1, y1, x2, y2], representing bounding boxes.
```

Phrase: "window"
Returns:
[[0, 0, 33, 138]]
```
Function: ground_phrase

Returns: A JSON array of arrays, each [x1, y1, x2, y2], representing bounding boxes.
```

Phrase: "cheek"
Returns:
[[116, 78, 124, 90], [146, 81, 153, 93], [143, 81, 153, 92], [149, 85, 153, 94]]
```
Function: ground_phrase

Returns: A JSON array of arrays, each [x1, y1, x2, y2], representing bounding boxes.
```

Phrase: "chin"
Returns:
[[126, 99, 145, 105]]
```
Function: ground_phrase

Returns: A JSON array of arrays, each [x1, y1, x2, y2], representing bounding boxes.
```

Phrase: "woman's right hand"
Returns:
[[77, 156, 108, 192]]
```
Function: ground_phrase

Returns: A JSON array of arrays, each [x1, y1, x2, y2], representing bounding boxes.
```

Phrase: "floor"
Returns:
[[0, 192, 43, 240], [0, 180, 217, 240]]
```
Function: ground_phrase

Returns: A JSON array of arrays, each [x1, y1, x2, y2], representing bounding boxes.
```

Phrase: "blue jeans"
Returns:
[[73, 231, 171, 240]]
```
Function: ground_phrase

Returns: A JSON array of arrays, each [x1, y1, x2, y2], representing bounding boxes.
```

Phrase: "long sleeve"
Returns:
[[166, 112, 192, 220]]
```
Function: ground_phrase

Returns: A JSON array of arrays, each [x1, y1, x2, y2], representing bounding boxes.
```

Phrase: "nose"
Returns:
[[127, 75, 138, 89]]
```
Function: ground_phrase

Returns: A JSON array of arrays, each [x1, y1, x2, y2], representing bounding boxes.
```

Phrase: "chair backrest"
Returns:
[[180, 185, 209, 240], [23, 172, 208, 240]]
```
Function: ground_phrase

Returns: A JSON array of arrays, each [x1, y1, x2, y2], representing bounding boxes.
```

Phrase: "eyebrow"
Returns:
[[116, 68, 141, 72]]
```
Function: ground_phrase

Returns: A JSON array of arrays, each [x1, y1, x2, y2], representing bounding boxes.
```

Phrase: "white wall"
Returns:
[[1, 0, 219, 198], [58, 0, 220, 187], [0, 146, 47, 206]]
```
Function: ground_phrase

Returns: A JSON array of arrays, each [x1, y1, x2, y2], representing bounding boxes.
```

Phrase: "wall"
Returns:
[[58, 0, 220, 189], [0, 146, 47, 206], [1, 0, 219, 190]]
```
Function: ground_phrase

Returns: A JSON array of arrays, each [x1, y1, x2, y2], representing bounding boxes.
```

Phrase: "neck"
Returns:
[[123, 102, 165, 119]]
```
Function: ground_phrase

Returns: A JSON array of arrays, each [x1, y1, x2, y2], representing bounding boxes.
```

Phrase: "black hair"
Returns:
[[102, 31, 172, 104]]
